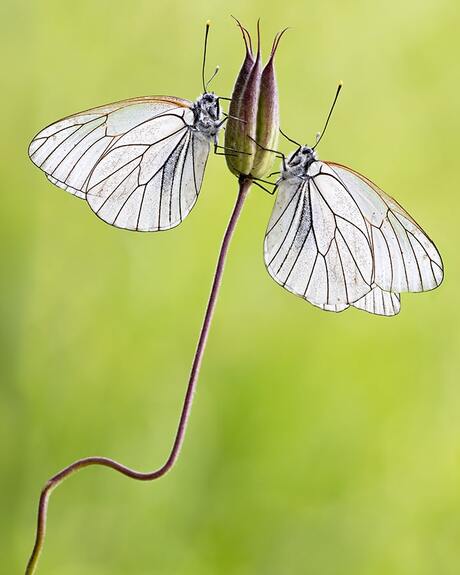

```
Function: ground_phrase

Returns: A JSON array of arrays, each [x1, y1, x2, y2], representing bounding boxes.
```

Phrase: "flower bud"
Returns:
[[252, 33, 284, 178], [225, 22, 259, 176], [225, 21, 285, 180]]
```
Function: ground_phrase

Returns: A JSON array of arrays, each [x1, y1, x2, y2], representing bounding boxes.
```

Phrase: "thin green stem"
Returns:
[[25, 177, 253, 574]]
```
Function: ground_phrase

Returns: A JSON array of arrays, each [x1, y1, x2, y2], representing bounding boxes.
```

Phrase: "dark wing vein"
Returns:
[[268, 185, 305, 270]]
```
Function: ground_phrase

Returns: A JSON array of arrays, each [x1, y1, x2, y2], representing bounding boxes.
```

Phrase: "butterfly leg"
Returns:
[[247, 135, 287, 171], [214, 149, 237, 157], [221, 112, 247, 124], [213, 142, 251, 157], [253, 177, 277, 186], [252, 180, 278, 195], [217, 115, 247, 129]]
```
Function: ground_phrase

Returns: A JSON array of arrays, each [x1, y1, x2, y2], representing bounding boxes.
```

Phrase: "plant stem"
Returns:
[[25, 176, 253, 575]]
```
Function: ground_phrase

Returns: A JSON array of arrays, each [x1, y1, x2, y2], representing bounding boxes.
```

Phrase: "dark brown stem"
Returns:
[[25, 177, 253, 575]]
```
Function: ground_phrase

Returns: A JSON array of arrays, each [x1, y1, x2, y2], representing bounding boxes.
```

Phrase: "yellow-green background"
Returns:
[[2, 1, 459, 573]]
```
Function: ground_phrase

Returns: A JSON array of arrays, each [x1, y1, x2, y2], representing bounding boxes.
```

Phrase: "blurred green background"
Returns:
[[2, 0, 459, 573]]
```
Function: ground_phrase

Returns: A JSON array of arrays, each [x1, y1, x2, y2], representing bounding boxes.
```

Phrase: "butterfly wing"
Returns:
[[29, 96, 210, 231], [265, 159, 442, 315], [351, 286, 400, 316], [29, 96, 191, 199], [326, 162, 444, 293], [264, 163, 374, 311], [84, 104, 209, 231], [311, 286, 401, 316]]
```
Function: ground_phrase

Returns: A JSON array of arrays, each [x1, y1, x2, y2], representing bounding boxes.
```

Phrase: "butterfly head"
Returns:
[[193, 92, 221, 139], [299, 145, 317, 163], [283, 145, 318, 179]]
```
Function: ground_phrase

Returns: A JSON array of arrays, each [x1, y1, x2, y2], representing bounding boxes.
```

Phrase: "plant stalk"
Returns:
[[25, 176, 253, 574]]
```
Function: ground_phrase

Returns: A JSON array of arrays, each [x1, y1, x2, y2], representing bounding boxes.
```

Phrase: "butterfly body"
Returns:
[[265, 145, 443, 316], [191, 92, 221, 140], [280, 145, 318, 181]]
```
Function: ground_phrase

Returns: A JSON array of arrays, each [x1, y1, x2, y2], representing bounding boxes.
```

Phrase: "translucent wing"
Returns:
[[265, 162, 374, 311], [265, 158, 442, 315], [29, 96, 191, 199], [326, 163, 444, 293], [29, 96, 210, 231]]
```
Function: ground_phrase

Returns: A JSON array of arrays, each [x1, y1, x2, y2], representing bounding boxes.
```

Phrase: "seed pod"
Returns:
[[225, 21, 285, 179], [225, 20, 260, 176], [251, 30, 286, 179]]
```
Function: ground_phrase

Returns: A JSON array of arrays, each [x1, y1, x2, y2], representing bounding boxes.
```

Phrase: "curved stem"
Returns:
[[25, 176, 253, 575]]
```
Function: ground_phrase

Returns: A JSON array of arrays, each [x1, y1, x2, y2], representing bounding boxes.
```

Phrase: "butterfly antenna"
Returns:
[[202, 20, 211, 92], [280, 127, 301, 148], [205, 65, 220, 91], [313, 81, 343, 150]]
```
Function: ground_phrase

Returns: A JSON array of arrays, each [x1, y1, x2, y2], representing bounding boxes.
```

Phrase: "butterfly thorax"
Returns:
[[192, 93, 221, 140], [281, 145, 318, 180]]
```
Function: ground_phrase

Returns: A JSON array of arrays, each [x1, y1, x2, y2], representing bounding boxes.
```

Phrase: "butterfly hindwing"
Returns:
[[311, 286, 401, 317], [351, 286, 400, 316]]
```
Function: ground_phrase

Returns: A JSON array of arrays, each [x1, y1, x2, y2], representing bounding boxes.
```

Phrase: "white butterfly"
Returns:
[[264, 145, 444, 316], [28, 25, 224, 232]]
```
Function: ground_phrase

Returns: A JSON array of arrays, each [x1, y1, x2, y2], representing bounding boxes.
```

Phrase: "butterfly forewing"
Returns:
[[326, 163, 444, 293], [28, 96, 212, 231]]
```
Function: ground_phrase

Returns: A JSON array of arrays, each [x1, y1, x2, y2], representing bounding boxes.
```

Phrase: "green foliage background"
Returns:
[[1, 1, 459, 573]]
